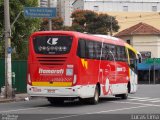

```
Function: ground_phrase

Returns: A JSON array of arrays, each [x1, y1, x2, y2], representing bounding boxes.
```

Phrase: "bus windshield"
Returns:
[[33, 35, 73, 55]]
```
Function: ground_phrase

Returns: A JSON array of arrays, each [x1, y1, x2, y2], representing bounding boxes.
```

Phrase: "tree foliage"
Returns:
[[71, 10, 120, 35], [40, 17, 64, 31], [0, 0, 41, 60]]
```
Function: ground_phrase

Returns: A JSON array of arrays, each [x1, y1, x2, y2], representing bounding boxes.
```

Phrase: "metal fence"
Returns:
[[0, 59, 27, 93]]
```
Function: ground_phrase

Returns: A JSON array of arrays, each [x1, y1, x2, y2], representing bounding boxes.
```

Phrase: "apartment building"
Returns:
[[39, 0, 57, 7], [72, 0, 160, 31], [73, 0, 160, 12], [57, 0, 75, 26]]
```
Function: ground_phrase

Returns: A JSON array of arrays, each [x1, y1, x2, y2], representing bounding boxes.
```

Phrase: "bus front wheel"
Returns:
[[89, 85, 99, 104]]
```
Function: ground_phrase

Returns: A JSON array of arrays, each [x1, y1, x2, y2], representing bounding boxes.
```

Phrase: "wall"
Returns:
[[120, 35, 160, 58], [57, 0, 75, 26], [73, 0, 84, 10], [72, 0, 160, 32], [82, 0, 160, 12], [106, 12, 160, 33], [133, 35, 160, 58]]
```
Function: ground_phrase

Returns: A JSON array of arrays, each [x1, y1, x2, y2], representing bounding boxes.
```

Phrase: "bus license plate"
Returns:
[[47, 89, 55, 93]]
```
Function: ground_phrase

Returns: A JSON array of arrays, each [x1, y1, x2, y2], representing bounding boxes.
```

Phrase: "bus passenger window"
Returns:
[[108, 45, 116, 61], [102, 44, 109, 60], [94, 42, 102, 60], [116, 46, 127, 62], [77, 39, 86, 58], [87, 41, 95, 59], [86, 40, 102, 60]]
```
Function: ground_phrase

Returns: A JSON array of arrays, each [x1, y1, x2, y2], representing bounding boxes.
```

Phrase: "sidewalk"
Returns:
[[0, 93, 30, 103]]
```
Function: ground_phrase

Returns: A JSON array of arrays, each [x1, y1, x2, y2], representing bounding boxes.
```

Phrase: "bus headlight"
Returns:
[[66, 68, 73, 76]]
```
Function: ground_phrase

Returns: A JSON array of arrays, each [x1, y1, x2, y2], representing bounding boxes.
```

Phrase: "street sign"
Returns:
[[24, 7, 56, 18], [144, 58, 160, 64], [7, 47, 12, 54]]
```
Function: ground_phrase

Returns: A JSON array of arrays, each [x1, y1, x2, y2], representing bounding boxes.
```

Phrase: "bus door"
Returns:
[[128, 49, 138, 93], [114, 46, 129, 93]]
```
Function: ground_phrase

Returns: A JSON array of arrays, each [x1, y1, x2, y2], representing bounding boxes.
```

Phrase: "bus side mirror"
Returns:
[[137, 53, 142, 63], [138, 57, 142, 63]]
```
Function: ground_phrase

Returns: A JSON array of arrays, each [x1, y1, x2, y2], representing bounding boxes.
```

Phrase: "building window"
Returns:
[[126, 39, 131, 44], [94, 6, 99, 11], [123, 6, 128, 11], [152, 6, 157, 12]]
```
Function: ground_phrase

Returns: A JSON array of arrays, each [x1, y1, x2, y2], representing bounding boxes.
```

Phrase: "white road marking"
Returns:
[[44, 106, 149, 120], [0, 107, 47, 113], [128, 97, 150, 101], [111, 101, 160, 107], [151, 100, 160, 103], [44, 115, 82, 120], [138, 98, 160, 102], [129, 97, 160, 102], [129, 97, 149, 99]]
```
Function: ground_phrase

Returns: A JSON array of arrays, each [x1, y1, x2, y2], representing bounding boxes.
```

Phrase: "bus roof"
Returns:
[[31, 31, 125, 46]]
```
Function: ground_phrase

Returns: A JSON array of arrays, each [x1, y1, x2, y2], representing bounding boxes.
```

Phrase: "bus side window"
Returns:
[[94, 41, 102, 60], [77, 39, 86, 58], [102, 43, 109, 60], [86, 40, 102, 60], [116, 46, 128, 62], [128, 49, 137, 70], [108, 45, 116, 61], [86, 40, 95, 59]]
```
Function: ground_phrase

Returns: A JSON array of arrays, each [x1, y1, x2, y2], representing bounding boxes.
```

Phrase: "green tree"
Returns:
[[40, 17, 64, 31], [0, 0, 41, 60], [71, 10, 120, 35]]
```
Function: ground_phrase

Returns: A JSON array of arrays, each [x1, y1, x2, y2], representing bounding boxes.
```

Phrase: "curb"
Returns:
[[0, 98, 14, 103], [0, 94, 31, 103]]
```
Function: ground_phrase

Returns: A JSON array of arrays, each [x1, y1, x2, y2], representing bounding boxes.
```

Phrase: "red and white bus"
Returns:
[[27, 31, 141, 104]]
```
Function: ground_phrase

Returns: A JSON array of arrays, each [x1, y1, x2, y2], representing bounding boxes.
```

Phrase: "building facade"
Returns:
[[73, 0, 160, 12], [39, 0, 57, 7], [72, 0, 160, 31], [115, 22, 160, 84], [115, 22, 160, 58], [57, 0, 75, 26]]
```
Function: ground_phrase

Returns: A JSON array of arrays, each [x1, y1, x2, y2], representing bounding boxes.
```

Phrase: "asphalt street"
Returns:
[[0, 85, 160, 120]]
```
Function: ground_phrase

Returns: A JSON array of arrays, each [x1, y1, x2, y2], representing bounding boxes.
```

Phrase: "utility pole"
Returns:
[[4, 0, 13, 98], [110, 16, 113, 36], [48, 0, 52, 30]]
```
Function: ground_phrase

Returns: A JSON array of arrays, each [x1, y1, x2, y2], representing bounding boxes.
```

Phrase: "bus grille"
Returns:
[[37, 57, 67, 66]]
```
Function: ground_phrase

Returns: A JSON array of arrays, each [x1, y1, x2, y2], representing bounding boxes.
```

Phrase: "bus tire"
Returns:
[[89, 85, 99, 104], [115, 93, 128, 99], [127, 82, 131, 93], [121, 93, 128, 99], [115, 89, 128, 99]]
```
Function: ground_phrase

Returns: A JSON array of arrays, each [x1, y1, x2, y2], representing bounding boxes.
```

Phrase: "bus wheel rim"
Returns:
[[95, 89, 99, 102]]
